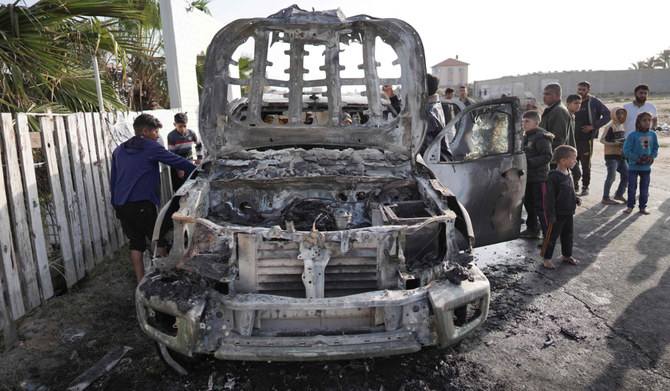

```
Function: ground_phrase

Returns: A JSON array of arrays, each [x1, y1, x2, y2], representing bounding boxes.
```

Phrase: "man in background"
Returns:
[[623, 84, 658, 136], [572, 81, 610, 196]]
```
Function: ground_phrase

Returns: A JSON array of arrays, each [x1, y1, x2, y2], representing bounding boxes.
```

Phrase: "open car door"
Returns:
[[422, 97, 526, 247]]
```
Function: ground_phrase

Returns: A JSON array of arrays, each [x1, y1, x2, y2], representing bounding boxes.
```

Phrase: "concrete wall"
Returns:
[[159, 0, 224, 115], [474, 69, 670, 103]]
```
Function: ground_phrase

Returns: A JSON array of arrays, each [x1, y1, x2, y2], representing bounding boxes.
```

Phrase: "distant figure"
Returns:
[[565, 94, 582, 185], [599, 107, 628, 205], [382, 84, 402, 117], [573, 81, 611, 196], [167, 112, 202, 192], [454, 85, 475, 115], [540, 145, 582, 270], [622, 112, 658, 215], [623, 84, 658, 136], [539, 83, 572, 152], [442, 87, 456, 124], [419, 74, 452, 161], [519, 110, 554, 240], [110, 114, 196, 282]]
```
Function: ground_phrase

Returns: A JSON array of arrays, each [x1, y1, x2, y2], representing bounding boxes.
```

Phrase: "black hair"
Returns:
[[427, 74, 439, 96], [635, 111, 653, 132], [522, 110, 540, 122], [133, 113, 162, 135], [634, 83, 650, 93], [445, 87, 455, 94], [566, 94, 581, 103], [578, 81, 591, 89], [174, 112, 188, 123]]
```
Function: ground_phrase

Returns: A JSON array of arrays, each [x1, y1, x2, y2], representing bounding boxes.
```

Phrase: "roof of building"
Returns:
[[432, 58, 469, 67]]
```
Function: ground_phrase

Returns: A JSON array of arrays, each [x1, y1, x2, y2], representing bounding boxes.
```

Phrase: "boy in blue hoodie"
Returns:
[[111, 114, 196, 282], [622, 111, 659, 215]]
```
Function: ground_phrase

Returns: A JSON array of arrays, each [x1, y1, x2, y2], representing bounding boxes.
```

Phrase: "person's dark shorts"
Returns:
[[114, 200, 157, 252]]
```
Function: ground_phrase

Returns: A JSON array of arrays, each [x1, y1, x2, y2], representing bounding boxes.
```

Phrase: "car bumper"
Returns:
[[136, 266, 490, 361]]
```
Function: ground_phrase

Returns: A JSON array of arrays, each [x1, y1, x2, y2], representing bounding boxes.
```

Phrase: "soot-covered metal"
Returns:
[[136, 5, 490, 372]]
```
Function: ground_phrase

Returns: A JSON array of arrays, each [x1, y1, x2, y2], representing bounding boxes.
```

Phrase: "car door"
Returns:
[[422, 97, 526, 247]]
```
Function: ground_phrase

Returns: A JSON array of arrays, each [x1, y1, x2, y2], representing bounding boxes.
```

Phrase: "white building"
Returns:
[[431, 58, 469, 89]]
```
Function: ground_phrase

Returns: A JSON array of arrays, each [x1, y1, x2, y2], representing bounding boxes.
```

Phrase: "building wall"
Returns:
[[474, 69, 670, 102], [159, 0, 224, 116], [432, 65, 469, 88]]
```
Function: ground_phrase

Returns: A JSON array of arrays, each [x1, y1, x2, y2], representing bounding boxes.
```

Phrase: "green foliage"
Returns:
[[0, 0, 151, 113], [630, 47, 670, 70]]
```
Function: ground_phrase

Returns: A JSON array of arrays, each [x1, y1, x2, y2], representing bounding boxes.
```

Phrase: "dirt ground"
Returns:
[[0, 98, 668, 391]]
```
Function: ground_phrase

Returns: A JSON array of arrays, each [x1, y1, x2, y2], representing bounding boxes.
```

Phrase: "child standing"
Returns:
[[519, 111, 554, 239], [540, 145, 581, 270], [622, 112, 659, 215], [600, 107, 628, 205]]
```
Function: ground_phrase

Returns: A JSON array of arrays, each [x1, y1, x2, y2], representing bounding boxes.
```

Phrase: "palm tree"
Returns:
[[0, 0, 149, 112], [630, 61, 647, 70], [656, 49, 670, 69], [643, 56, 657, 69]]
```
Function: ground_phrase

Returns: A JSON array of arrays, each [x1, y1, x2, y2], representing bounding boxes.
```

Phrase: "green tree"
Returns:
[[0, 0, 149, 112]]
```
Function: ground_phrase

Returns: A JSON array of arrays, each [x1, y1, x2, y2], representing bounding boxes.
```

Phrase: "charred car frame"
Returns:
[[136, 6, 525, 373]]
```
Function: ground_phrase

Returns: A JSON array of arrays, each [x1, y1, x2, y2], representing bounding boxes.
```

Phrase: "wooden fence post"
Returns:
[[76, 113, 104, 264], [92, 114, 118, 253], [83, 113, 112, 259], [40, 116, 77, 288], [1, 113, 41, 310], [65, 115, 96, 273], [15, 114, 55, 300], [0, 118, 25, 320], [53, 116, 86, 280]]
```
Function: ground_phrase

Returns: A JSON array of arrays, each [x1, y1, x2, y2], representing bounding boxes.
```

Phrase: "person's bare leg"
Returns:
[[131, 249, 145, 283], [542, 258, 555, 270], [156, 246, 167, 257]]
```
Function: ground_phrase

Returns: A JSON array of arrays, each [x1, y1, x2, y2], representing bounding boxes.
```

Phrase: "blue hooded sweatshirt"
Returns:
[[110, 136, 196, 206], [623, 130, 659, 171]]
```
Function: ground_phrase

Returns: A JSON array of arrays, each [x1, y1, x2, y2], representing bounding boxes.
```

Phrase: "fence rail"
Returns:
[[0, 111, 132, 340]]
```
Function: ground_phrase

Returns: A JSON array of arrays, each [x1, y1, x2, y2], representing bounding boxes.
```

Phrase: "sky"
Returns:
[[4, 0, 669, 82], [205, 0, 670, 81]]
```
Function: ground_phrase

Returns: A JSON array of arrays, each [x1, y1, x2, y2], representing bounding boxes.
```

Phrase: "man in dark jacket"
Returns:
[[519, 110, 554, 238], [111, 113, 196, 283], [539, 83, 572, 151], [573, 81, 611, 195]]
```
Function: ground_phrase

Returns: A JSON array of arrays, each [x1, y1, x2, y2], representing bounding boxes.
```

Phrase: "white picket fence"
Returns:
[[0, 111, 140, 341]]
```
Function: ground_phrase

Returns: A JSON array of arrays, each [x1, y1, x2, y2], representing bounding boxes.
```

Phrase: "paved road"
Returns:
[[464, 140, 670, 390]]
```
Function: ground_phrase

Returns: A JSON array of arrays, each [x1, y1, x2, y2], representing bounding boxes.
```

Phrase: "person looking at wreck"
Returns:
[[540, 145, 581, 270], [167, 112, 202, 192], [539, 83, 572, 159], [110, 114, 196, 283], [519, 110, 553, 240]]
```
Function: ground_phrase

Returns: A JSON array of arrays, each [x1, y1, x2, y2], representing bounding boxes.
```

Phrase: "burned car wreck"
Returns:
[[136, 6, 505, 371]]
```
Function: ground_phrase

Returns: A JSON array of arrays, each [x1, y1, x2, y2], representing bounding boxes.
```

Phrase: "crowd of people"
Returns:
[[109, 76, 661, 281], [519, 82, 660, 269]]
